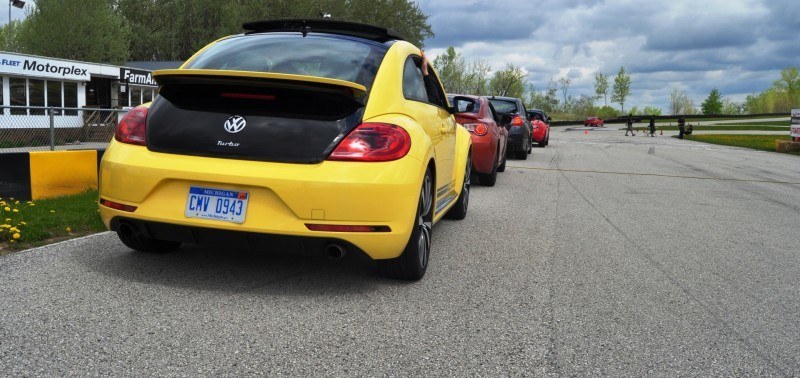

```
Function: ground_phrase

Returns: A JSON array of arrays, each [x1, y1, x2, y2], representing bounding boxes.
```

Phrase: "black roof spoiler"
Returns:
[[242, 19, 405, 43]]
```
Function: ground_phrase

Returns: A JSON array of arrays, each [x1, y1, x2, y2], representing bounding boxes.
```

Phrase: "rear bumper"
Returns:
[[110, 217, 370, 258], [99, 140, 424, 260], [532, 127, 547, 143], [469, 134, 496, 174]]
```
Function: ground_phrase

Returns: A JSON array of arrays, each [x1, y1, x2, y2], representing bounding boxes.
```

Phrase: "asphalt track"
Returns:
[[2, 128, 799, 376]]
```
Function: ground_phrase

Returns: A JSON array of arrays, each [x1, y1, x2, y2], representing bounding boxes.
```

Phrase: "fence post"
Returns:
[[49, 107, 55, 151]]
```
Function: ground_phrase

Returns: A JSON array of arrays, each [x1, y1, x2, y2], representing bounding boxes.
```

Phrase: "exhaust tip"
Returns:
[[117, 221, 135, 237], [325, 243, 346, 260]]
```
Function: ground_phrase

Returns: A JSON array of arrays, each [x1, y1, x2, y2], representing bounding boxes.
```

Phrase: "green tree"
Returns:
[[433, 46, 466, 94], [642, 106, 662, 116], [611, 66, 631, 113], [18, 0, 130, 64], [0, 20, 25, 52], [489, 64, 527, 98], [701, 88, 724, 114], [594, 72, 609, 106], [118, 0, 434, 61], [773, 67, 800, 105]]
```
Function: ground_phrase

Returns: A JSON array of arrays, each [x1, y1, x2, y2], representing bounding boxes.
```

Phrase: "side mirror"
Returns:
[[451, 96, 477, 114]]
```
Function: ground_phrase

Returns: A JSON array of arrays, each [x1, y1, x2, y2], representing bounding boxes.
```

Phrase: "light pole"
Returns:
[[8, 0, 25, 46]]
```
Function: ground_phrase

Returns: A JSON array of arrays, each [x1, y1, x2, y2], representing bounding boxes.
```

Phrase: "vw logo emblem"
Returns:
[[224, 115, 246, 133]]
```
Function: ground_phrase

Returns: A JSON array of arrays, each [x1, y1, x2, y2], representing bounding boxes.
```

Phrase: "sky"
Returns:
[[416, 0, 800, 113], [3, 0, 798, 113]]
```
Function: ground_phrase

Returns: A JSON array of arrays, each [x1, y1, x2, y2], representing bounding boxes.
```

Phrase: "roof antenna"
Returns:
[[300, 20, 311, 37]]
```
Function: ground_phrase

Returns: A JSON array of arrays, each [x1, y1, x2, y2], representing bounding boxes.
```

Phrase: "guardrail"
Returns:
[[0, 106, 128, 153]]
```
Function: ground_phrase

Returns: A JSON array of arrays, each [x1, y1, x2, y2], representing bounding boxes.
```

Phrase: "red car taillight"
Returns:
[[463, 123, 488, 136], [511, 115, 524, 127], [114, 106, 148, 146], [328, 123, 411, 162]]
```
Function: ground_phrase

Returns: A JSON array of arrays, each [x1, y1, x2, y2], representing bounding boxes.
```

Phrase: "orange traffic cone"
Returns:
[[584, 130, 588, 135]]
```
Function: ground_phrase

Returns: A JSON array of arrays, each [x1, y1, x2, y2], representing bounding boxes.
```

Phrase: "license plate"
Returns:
[[185, 186, 249, 224]]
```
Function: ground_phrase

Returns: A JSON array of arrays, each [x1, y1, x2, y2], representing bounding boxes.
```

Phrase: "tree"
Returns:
[[701, 88, 724, 115], [18, 0, 130, 64], [117, 0, 242, 61], [594, 72, 609, 106], [118, 0, 434, 61], [611, 66, 631, 113], [669, 88, 696, 115], [433, 47, 466, 94], [558, 77, 571, 112], [489, 64, 527, 98], [463, 60, 491, 96], [642, 106, 662, 116], [0, 20, 25, 52], [722, 99, 744, 115], [773, 67, 800, 105]]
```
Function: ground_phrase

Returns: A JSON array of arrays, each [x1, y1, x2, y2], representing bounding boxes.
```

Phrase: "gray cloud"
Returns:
[[417, 0, 800, 112]]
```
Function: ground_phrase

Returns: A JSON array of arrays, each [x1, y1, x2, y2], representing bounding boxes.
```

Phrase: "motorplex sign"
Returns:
[[0, 53, 91, 81], [792, 109, 800, 138]]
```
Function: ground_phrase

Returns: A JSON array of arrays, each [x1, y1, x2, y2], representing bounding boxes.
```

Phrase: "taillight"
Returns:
[[115, 106, 148, 146], [511, 115, 524, 127], [99, 198, 138, 212], [328, 123, 411, 162], [463, 123, 488, 136]]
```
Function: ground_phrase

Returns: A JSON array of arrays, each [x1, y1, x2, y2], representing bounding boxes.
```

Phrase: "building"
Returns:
[[0, 51, 164, 114]]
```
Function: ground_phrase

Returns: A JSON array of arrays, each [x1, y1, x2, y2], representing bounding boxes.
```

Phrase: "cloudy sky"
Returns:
[[417, 0, 800, 113], [3, 1, 798, 113]]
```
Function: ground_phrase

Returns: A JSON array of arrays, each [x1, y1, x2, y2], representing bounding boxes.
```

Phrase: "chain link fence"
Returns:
[[0, 106, 129, 153]]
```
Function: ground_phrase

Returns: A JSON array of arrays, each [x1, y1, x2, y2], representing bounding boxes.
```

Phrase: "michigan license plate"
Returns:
[[185, 186, 249, 223]]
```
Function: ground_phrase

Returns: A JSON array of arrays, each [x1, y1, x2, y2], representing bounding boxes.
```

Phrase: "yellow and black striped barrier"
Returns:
[[0, 150, 104, 200]]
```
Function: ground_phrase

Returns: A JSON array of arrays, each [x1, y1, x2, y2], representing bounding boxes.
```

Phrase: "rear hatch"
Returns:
[[147, 70, 366, 163], [145, 32, 388, 164]]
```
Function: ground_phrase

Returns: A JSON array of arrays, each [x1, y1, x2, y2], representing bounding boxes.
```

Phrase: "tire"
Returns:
[[445, 155, 470, 220], [117, 229, 180, 254], [378, 168, 433, 280], [517, 140, 528, 160], [527, 136, 533, 154], [478, 151, 498, 187], [544, 135, 549, 146], [497, 149, 507, 172]]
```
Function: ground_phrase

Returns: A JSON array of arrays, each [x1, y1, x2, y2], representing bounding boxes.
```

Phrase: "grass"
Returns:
[[679, 134, 800, 155], [656, 125, 790, 131], [708, 120, 791, 127], [0, 189, 105, 254]]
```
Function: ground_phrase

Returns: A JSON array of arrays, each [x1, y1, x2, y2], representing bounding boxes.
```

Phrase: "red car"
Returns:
[[585, 116, 604, 127], [448, 94, 508, 186], [527, 109, 550, 147]]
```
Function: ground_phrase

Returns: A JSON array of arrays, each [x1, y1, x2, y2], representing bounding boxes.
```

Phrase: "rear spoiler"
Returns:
[[242, 19, 405, 43], [152, 69, 368, 99]]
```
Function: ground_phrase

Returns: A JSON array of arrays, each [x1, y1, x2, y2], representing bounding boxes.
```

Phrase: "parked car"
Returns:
[[527, 109, 550, 147], [448, 94, 508, 186], [486, 96, 531, 159], [99, 19, 473, 281], [585, 116, 604, 127], [528, 109, 550, 125]]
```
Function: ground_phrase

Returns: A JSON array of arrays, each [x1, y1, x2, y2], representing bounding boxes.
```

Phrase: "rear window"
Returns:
[[488, 99, 518, 114], [183, 33, 388, 90]]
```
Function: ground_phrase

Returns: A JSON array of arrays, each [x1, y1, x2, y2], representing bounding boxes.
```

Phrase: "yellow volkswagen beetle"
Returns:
[[99, 20, 471, 280]]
